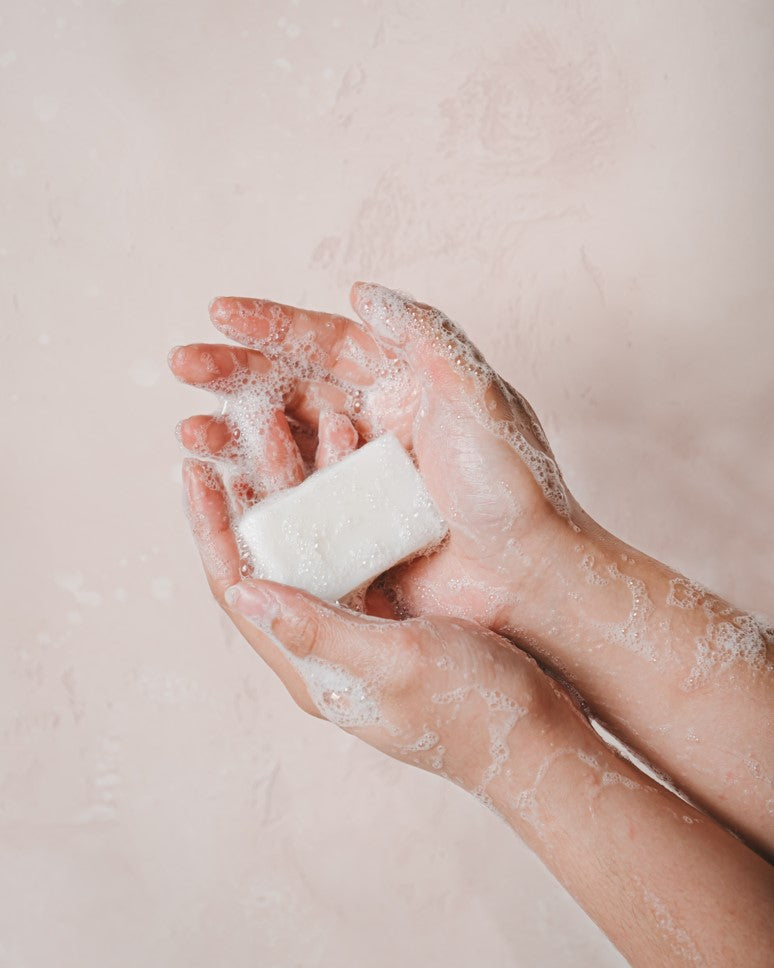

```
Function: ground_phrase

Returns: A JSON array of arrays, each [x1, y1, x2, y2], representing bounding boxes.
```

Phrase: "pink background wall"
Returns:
[[2, 2, 772, 965]]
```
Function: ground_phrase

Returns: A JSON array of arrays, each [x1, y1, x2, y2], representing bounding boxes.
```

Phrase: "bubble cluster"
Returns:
[[400, 730, 441, 754], [637, 882, 705, 967], [687, 613, 769, 687], [431, 683, 527, 806], [579, 553, 610, 587], [474, 689, 528, 807], [589, 562, 655, 658], [510, 747, 579, 838], [295, 657, 384, 729], [430, 745, 446, 771], [510, 745, 648, 841], [443, 575, 514, 629], [662, 575, 772, 687], [666, 576, 707, 610], [354, 283, 572, 517]]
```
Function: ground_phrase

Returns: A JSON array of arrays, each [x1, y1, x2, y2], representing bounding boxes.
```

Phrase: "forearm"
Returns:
[[499, 513, 774, 856], [490, 683, 774, 968]]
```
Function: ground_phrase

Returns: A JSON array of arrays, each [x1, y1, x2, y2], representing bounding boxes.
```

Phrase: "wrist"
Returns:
[[495, 512, 627, 643], [494, 512, 687, 683], [496, 510, 712, 712]]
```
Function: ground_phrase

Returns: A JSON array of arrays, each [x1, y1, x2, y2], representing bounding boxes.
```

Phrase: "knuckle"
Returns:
[[294, 614, 320, 656], [277, 610, 321, 658]]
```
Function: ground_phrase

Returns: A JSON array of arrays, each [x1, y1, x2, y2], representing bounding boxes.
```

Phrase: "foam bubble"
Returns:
[[355, 283, 571, 517], [431, 683, 527, 801], [579, 554, 610, 587], [637, 882, 705, 966], [592, 563, 655, 657], [401, 730, 440, 754], [686, 613, 768, 687], [666, 576, 706, 610], [294, 657, 384, 729]]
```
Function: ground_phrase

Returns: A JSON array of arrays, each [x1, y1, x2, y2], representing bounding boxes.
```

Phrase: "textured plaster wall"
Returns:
[[1, 2, 772, 966]]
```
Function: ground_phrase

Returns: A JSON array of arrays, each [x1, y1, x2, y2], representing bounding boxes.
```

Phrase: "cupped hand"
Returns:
[[181, 455, 569, 808], [170, 283, 578, 632]]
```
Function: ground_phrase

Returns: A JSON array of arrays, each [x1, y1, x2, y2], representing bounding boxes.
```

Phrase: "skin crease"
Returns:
[[170, 284, 774, 965]]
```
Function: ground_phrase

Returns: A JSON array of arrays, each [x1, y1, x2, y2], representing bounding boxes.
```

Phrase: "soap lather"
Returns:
[[237, 433, 448, 602]]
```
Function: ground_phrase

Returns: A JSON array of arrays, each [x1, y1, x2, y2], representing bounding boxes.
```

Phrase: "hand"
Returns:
[[223, 577, 560, 807], [344, 283, 579, 626], [180, 456, 569, 811], [170, 283, 577, 632]]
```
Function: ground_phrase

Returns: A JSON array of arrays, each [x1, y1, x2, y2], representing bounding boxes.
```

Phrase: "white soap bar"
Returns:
[[237, 433, 447, 602]]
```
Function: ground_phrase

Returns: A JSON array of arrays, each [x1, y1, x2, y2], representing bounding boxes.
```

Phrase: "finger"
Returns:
[[176, 418, 270, 511], [315, 411, 359, 469], [178, 411, 305, 501], [169, 340, 371, 436], [209, 296, 382, 382], [215, 379, 306, 497], [168, 342, 271, 388], [286, 379, 353, 429], [225, 578, 413, 726], [177, 414, 236, 458], [350, 281, 499, 403], [349, 282, 547, 457], [225, 579, 415, 683], [182, 460, 317, 711], [254, 408, 307, 493], [182, 458, 241, 597], [229, 474, 262, 513]]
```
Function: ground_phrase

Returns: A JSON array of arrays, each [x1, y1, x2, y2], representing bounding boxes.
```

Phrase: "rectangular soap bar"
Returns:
[[237, 433, 447, 602]]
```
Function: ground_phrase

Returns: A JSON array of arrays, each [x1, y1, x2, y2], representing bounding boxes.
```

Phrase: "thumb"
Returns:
[[225, 579, 413, 728], [226, 578, 381, 659]]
